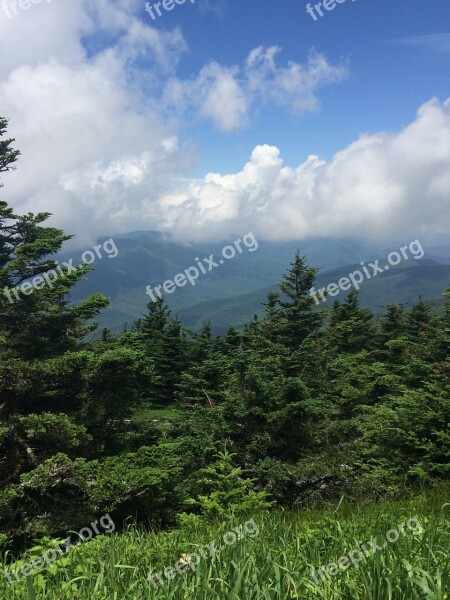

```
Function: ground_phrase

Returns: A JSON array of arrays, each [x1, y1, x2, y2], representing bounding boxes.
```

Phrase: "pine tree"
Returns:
[[139, 296, 171, 337], [0, 119, 129, 536], [180, 449, 272, 522], [261, 291, 288, 346], [436, 289, 450, 361], [406, 296, 432, 338], [221, 325, 241, 355], [138, 298, 188, 404], [189, 320, 214, 362], [380, 303, 407, 343], [328, 290, 376, 353], [0, 119, 110, 361], [0, 204, 109, 359], [276, 253, 325, 350], [0, 117, 20, 184]]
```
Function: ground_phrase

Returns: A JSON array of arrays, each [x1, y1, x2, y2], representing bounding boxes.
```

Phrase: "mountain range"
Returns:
[[66, 232, 450, 334]]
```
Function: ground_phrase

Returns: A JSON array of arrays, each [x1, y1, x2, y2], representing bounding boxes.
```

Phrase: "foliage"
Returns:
[[179, 449, 272, 525], [0, 117, 449, 595], [0, 489, 448, 599]]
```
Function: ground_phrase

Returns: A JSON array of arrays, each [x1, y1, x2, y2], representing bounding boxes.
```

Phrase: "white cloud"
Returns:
[[196, 0, 229, 18], [2, 1, 447, 249], [245, 47, 348, 114], [198, 63, 249, 131], [149, 98, 450, 242], [393, 33, 450, 54], [163, 47, 348, 131], [0, 0, 350, 247], [0, 0, 189, 247]]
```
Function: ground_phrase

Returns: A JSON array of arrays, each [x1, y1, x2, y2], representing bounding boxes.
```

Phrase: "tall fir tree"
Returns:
[[328, 290, 376, 353], [138, 297, 188, 404], [277, 253, 325, 351]]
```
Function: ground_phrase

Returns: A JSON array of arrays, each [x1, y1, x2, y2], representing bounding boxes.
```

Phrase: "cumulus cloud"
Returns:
[[0, 0, 190, 247], [163, 47, 348, 131], [149, 98, 450, 242], [0, 0, 349, 247], [2, 1, 448, 248], [244, 46, 347, 114]]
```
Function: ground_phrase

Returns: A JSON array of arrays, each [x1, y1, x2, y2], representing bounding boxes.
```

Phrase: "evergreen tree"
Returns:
[[277, 253, 325, 350], [139, 296, 171, 337], [261, 291, 288, 346], [380, 303, 407, 343], [406, 296, 432, 338], [359, 370, 450, 487], [0, 119, 137, 537], [221, 325, 241, 355], [328, 291, 376, 353], [138, 298, 188, 404], [180, 449, 272, 522], [0, 117, 20, 183], [188, 320, 214, 362]]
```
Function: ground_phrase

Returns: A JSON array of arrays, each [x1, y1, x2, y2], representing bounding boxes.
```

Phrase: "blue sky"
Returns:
[[144, 0, 450, 173], [0, 0, 449, 246]]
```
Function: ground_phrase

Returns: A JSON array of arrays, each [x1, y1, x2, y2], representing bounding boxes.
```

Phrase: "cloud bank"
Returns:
[[152, 98, 450, 242], [0, 1, 449, 246], [0, 0, 349, 247]]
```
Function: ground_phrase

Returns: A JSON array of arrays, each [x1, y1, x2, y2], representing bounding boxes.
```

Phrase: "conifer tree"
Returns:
[[0, 118, 110, 361], [261, 290, 288, 347], [221, 325, 241, 355], [328, 291, 376, 353], [0, 117, 20, 183], [138, 297, 188, 404], [380, 304, 407, 343], [189, 320, 214, 362], [139, 296, 171, 337], [406, 296, 432, 338], [180, 449, 272, 522], [0, 118, 129, 535], [276, 253, 325, 350]]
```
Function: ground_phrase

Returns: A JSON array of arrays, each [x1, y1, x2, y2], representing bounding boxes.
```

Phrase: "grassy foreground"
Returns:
[[1, 489, 449, 599]]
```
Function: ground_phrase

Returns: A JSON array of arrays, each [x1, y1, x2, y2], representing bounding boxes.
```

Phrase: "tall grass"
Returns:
[[1, 490, 448, 599]]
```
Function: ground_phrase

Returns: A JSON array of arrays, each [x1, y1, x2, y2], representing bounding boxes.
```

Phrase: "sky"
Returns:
[[0, 0, 449, 247]]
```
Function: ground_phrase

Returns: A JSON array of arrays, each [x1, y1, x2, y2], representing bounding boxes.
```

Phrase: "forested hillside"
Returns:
[[2, 0, 450, 594], [65, 231, 450, 333], [1, 120, 449, 598], [1, 119, 449, 535]]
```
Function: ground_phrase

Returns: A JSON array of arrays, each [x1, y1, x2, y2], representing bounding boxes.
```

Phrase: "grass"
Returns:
[[1, 489, 449, 599], [133, 406, 180, 421]]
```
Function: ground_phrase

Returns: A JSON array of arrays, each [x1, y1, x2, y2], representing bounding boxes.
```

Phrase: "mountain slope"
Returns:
[[64, 233, 450, 332], [178, 260, 450, 333]]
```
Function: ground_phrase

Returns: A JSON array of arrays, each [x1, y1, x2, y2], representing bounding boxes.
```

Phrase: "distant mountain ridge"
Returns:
[[65, 232, 450, 332], [179, 259, 450, 333]]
